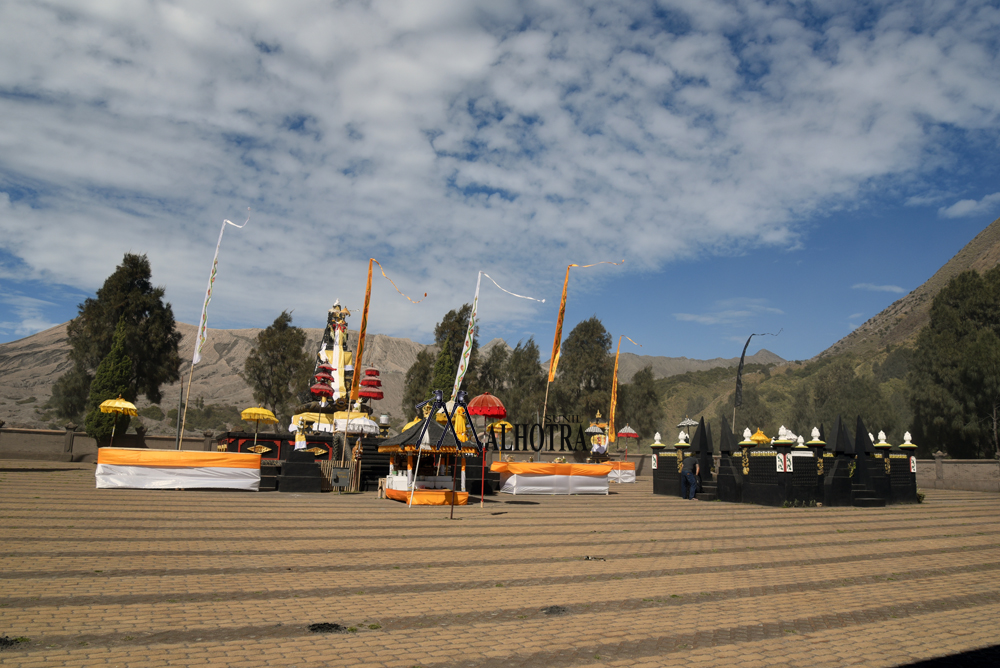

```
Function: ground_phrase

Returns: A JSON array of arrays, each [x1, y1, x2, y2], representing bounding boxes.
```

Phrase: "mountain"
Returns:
[[616, 349, 785, 383], [821, 214, 1000, 358], [0, 323, 785, 433]]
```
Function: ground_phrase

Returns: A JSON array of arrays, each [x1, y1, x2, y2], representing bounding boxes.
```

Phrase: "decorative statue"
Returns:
[[903, 431, 912, 444], [869, 432, 875, 444], [743, 427, 752, 441], [811, 427, 820, 441], [878, 430, 887, 443], [653, 432, 663, 445]]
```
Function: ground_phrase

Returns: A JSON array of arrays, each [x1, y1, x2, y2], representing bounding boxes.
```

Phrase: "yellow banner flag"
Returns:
[[349, 260, 374, 406], [547, 260, 623, 383], [349, 259, 426, 406], [608, 335, 641, 443], [609, 338, 621, 443]]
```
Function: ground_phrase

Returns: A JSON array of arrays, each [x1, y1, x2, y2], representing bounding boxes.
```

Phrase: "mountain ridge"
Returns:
[[0, 322, 783, 433]]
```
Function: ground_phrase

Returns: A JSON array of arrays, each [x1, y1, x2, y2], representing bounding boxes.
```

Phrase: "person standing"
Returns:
[[681, 453, 699, 500]]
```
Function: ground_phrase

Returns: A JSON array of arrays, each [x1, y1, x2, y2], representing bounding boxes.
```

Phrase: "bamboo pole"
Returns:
[[178, 362, 195, 450]]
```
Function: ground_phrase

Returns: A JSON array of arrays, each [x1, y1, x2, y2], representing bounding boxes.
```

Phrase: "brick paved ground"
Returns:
[[1, 461, 998, 667]]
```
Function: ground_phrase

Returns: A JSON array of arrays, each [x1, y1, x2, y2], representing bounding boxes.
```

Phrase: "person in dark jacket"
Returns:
[[681, 453, 699, 500]]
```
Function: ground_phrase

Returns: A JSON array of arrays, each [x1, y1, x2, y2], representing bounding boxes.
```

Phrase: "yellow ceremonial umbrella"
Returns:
[[486, 420, 513, 435], [241, 406, 278, 447], [99, 395, 137, 448]]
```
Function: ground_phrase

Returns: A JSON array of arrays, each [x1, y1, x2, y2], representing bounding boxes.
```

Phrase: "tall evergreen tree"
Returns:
[[617, 366, 664, 442], [84, 318, 132, 444], [434, 304, 479, 395], [402, 349, 435, 419], [401, 305, 479, 417], [430, 334, 456, 395], [50, 253, 181, 418], [477, 343, 509, 396], [911, 266, 1000, 458], [500, 338, 546, 424], [241, 311, 312, 426], [552, 316, 613, 419]]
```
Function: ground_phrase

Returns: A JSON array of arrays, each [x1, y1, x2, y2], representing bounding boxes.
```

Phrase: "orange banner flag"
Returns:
[[608, 334, 641, 443], [349, 259, 425, 406], [547, 260, 624, 383]]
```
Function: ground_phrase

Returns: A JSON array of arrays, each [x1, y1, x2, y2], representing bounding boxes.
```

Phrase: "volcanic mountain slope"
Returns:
[[0, 323, 428, 434], [0, 320, 783, 433], [821, 214, 1000, 358]]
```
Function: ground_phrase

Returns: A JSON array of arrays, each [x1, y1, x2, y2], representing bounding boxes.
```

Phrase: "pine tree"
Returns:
[[552, 317, 613, 419], [84, 319, 133, 444], [242, 311, 313, 427], [477, 343, 509, 395], [50, 253, 181, 418], [501, 338, 546, 424], [617, 366, 664, 442], [911, 266, 1000, 458], [402, 350, 435, 419], [430, 334, 456, 396], [434, 304, 479, 396]]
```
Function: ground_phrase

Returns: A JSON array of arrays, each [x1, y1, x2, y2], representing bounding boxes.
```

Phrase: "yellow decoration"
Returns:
[[99, 395, 137, 417], [749, 429, 770, 445]]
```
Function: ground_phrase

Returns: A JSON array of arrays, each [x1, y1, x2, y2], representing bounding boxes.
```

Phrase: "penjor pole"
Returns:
[[178, 209, 249, 449]]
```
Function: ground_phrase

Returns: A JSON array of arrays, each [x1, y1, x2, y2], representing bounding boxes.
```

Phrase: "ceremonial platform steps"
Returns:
[[695, 480, 718, 502], [852, 483, 887, 507]]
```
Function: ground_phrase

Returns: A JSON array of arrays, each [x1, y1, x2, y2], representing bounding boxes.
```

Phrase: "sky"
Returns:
[[1, 0, 999, 363]]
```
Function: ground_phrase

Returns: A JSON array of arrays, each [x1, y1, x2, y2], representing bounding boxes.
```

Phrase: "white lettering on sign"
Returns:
[[910, 456, 916, 473]]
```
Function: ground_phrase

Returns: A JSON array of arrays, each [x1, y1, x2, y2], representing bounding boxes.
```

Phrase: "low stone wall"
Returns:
[[916, 456, 1000, 493], [0, 427, 217, 462]]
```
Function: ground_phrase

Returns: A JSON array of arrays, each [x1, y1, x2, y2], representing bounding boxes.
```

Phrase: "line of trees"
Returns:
[[53, 254, 1000, 460], [401, 310, 664, 442]]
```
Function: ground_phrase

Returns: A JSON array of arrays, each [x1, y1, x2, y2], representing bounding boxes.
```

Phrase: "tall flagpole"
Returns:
[[178, 209, 249, 448]]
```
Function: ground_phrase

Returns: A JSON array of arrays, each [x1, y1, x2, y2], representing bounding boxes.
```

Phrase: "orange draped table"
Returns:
[[96, 448, 261, 490], [384, 488, 469, 506], [490, 462, 612, 495]]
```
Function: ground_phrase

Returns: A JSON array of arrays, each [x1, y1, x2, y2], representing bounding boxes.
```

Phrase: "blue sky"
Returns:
[[1, 0, 999, 362]]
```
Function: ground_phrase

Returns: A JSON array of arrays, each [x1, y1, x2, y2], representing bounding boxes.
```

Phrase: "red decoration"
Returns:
[[364, 368, 380, 376], [314, 371, 334, 383], [359, 389, 384, 400], [467, 392, 507, 419], [617, 425, 639, 439], [310, 382, 334, 397], [360, 378, 382, 387], [318, 363, 335, 372]]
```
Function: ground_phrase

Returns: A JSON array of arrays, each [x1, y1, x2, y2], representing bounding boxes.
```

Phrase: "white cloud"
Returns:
[[0, 294, 60, 338], [852, 283, 906, 294], [674, 298, 783, 326], [849, 312, 864, 320], [938, 192, 1000, 219], [0, 0, 998, 341]]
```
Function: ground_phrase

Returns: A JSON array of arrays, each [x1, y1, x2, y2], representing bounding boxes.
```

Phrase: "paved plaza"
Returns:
[[1, 461, 999, 667]]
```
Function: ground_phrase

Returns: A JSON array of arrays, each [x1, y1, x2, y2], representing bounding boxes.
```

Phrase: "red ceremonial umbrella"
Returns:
[[617, 424, 638, 460], [617, 424, 639, 439], [314, 371, 335, 383], [310, 382, 334, 397], [468, 392, 507, 509], [467, 392, 507, 419]]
